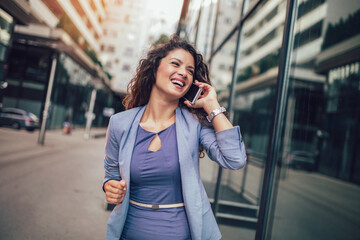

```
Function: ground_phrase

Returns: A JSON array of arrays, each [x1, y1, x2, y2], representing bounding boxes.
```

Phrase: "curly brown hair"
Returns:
[[122, 35, 211, 124]]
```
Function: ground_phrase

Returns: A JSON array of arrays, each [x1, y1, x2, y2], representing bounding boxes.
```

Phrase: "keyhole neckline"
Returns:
[[139, 122, 176, 134]]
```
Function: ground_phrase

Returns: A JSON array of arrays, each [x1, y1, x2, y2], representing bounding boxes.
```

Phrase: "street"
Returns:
[[0, 126, 255, 240], [2, 126, 358, 240], [0, 127, 110, 240]]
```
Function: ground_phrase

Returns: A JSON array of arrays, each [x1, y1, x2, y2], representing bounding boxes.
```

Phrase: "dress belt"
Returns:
[[129, 199, 184, 209]]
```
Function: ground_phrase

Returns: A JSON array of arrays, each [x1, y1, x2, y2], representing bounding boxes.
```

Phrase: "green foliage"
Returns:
[[153, 34, 170, 46], [85, 47, 102, 67], [57, 13, 81, 44], [237, 66, 253, 83], [236, 49, 280, 83], [105, 71, 112, 80], [258, 50, 280, 74], [56, 13, 110, 80]]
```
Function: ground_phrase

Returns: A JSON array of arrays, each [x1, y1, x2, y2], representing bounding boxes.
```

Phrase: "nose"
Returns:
[[177, 67, 187, 79]]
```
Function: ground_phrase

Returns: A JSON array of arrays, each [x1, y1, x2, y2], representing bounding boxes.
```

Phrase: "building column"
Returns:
[[84, 88, 97, 140], [38, 55, 57, 145]]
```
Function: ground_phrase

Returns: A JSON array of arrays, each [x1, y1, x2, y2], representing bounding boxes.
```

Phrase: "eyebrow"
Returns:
[[170, 58, 195, 69]]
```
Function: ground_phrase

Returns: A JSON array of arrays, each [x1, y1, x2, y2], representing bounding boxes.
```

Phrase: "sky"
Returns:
[[147, 0, 184, 24], [325, 0, 360, 24]]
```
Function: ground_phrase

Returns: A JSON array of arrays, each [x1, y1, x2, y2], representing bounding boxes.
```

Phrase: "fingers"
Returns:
[[105, 180, 127, 204], [194, 80, 210, 89], [106, 191, 124, 204], [184, 100, 194, 108], [120, 179, 126, 189], [186, 80, 219, 112], [184, 99, 202, 109]]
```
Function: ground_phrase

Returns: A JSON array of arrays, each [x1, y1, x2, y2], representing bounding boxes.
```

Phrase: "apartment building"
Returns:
[[0, 0, 114, 129], [100, 0, 181, 93]]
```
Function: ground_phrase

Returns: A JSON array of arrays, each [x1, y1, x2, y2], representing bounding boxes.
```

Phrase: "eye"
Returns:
[[171, 61, 180, 66], [188, 70, 194, 75]]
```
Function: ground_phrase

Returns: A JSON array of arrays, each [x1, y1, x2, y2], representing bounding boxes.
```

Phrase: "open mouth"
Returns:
[[171, 79, 185, 88]]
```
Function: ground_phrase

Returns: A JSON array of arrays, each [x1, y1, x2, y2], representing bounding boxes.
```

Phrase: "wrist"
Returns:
[[206, 106, 226, 122], [203, 99, 221, 115]]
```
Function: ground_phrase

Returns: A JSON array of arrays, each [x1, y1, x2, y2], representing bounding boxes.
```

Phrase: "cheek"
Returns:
[[157, 64, 171, 77], [189, 75, 194, 82]]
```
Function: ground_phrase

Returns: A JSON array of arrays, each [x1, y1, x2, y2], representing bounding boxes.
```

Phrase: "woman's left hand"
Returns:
[[184, 80, 221, 115]]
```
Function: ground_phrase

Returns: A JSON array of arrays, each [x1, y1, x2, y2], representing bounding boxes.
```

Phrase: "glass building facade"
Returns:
[[180, 0, 360, 239], [0, 8, 14, 104], [2, 35, 114, 130]]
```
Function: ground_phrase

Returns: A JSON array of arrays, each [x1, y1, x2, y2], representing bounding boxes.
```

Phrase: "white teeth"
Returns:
[[171, 80, 184, 87]]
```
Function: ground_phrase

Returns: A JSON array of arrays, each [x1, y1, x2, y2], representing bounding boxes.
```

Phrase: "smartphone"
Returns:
[[183, 83, 202, 105]]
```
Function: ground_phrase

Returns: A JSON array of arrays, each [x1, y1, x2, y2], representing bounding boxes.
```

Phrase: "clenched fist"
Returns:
[[104, 179, 127, 204]]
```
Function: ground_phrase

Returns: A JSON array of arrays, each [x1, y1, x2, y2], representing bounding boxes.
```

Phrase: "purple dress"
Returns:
[[121, 123, 191, 240]]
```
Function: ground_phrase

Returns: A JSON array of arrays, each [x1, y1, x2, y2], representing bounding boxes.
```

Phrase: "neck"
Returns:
[[142, 93, 178, 124]]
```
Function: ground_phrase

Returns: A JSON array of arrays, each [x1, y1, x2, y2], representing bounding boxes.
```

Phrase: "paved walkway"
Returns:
[[0, 126, 256, 240], [0, 127, 110, 240]]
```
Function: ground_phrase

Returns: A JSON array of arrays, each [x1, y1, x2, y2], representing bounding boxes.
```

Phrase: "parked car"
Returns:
[[286, 150, 316, 171], [0, 107, 40, 131]]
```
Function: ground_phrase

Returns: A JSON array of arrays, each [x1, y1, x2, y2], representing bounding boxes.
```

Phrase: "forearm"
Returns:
[[200, 125, 247, 169]]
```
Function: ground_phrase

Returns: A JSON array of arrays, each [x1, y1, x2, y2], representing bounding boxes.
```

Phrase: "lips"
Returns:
[[171, 78, 185, 89]]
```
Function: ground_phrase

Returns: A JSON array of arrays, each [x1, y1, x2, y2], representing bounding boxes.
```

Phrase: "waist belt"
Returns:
[[129, 199, 184, 209]]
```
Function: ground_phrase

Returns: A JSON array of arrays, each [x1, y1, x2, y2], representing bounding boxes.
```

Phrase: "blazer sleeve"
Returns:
[[200, 125, 247, 169], [103, 115, 121, 191]]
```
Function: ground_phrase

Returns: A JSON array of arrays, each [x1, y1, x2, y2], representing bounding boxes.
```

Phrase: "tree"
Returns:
[[153, 34, 170, 46]]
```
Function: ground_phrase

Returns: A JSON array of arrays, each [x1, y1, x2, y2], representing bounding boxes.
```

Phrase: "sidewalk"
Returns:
[[0, 127, 107, 165], [1, 126, 256, 240], [0, 126, 110, 240]]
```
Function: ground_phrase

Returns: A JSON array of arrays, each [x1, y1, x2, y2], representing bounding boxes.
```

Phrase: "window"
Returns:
[[294, 20, 323, 49], [105, 61, 112, 68], [107, 45, 115, 53], [297, 0, 326, 19], [224, 18, 232, 25], [124, 48, 133, 56], [122, 64, 130, 71], [227, 0, 238, 8]]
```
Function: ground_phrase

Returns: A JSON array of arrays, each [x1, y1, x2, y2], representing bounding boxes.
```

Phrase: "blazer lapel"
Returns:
[[176, 107, 202, 240], [108, 106, 146, 239], [119, 106, 146, 192]]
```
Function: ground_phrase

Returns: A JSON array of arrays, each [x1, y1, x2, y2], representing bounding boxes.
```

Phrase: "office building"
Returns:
[[179, 0, 360, 239], [0, 0, 114, 129]]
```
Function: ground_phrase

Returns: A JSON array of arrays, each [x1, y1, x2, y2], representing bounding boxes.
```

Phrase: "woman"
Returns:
[[103, 35, 247, 240]]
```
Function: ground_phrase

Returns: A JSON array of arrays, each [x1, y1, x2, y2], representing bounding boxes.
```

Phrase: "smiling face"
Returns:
[[152, 48, 195, 103]]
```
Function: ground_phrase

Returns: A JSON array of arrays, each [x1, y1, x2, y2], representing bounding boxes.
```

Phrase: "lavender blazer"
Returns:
[[103, 105, 247, 240]]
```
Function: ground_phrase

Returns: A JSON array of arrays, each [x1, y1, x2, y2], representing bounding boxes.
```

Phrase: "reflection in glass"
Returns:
[[182, 0, 203, 42], [0, 8, 13, 46], [212, 0, 243, 51], [196, 0, 218, 59], [269, 0, 360, 239], [181, 0, 359, 239], [235, 0, 286, 155], [211, 32, 238, 102], [3, 44, 52, 116], [243, 0, 259, 13]]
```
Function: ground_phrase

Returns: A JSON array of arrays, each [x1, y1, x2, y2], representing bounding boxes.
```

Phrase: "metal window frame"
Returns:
[[211, 0, 265, 219], [208, 0, 264, 64], [255, 0, 298, 239]]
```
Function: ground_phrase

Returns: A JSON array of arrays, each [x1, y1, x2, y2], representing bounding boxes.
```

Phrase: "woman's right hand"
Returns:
[[104, 179, 127, 204]]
